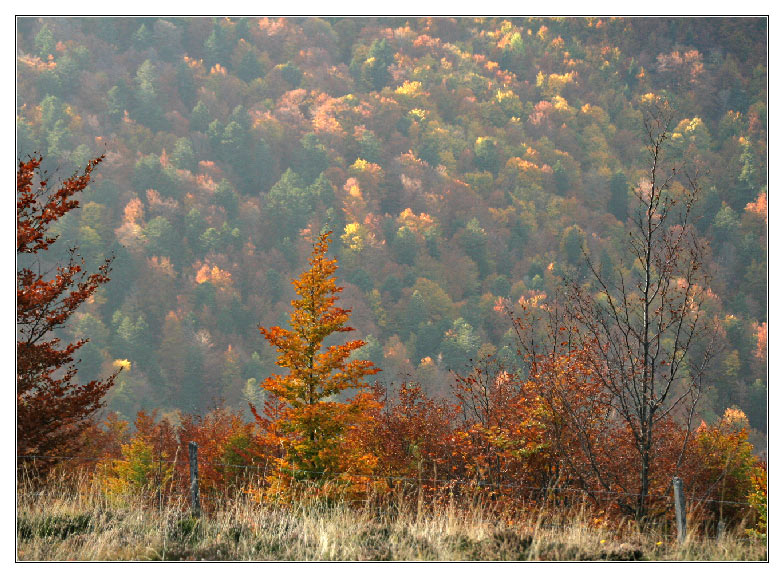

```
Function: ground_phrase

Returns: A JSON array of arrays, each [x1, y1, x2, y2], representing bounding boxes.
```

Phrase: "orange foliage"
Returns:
[[123, 197, 145, 225], [195, 262, 233, 288], [342, 177, 369, 223], [753, 322, 767, 360], [681, 408, 757, 523], [744, 191, 767, 223], [179, 407, 262, 498], [255, 231, 381, 500], [451, 357, 551, 494]]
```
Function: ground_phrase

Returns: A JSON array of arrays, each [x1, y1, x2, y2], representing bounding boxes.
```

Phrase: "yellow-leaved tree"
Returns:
[[255, 231, 381, 500]]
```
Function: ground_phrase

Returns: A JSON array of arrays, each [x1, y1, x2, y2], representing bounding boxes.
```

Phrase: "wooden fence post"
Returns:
[[673, 476, 687, 544], [717, 519, 726, 542], [189, 441, 200, 518]]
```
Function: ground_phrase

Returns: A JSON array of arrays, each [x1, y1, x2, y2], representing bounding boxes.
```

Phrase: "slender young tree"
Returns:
[[256, 231, 380, 491], [560, 98, 718, 520], [17, 155, 117, 471], [503, 99, 719, 521]]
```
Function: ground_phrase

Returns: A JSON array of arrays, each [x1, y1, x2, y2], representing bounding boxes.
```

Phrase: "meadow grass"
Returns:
[[16, 472, 766, 561]]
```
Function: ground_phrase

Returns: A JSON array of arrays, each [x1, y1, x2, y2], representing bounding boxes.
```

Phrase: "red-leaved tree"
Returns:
[[17, 155, 117, 470]]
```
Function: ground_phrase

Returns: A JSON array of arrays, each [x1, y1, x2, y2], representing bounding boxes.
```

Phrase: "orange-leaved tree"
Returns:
[[256, 231, 380, 498], [17, 155, 117, 472]]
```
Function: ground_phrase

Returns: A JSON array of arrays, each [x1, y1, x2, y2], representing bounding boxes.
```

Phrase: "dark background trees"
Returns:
[[15, 17, 766, 446]]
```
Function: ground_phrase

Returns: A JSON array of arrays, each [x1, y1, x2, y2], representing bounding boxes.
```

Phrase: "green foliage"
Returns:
[[608, 170, 629, 222], [132, 154, 177, 197], [414, 321, 445, 361], [237, 47, 264, 83], [40, 95, 67, 132], [349, 334, 384, 368], [185, 208, 207, 251], [737, 139, 757, 202], [70, 313, 109, 380], [356, 130, 383, 165], [190, 101, 210, 132], [106, 84, 129, 122], [53, 54, 80, 95], [34, 24, 56, 57], [553, 160, 571, 196], [101, 438, 173, 496], [170, 137, 196, 172], [205, 20, 232, 66], [112, 311, 152, 366], [491, 275, 511, 298], [440, 318, 480, 371], [294, 134, 329, 183], [17, 116, 38, 158], [713, 203, 741, 242], [144, 216, 178, 258], [200, 222, 241, 254], [351, 38, 393, 91], [560, 225, 586, 265], [214, 179, 239, 219], [459, 218, 490, 274], [266, 169, 318, 236], [133, 23, 151, 51], [133, 59, 166, 128], [279, 62, 303, 87], [474, 137, 500, 175], [392, 227, 418, 266]]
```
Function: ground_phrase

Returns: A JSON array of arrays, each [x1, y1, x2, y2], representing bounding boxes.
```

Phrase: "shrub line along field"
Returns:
[[17, 453, 754, 508]]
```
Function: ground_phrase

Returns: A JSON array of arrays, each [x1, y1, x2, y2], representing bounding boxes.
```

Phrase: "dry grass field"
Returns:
[[16, 473, 766, 561]]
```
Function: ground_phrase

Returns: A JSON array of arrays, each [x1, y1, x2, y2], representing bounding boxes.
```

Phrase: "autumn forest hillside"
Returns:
[[16, 17, 767, 441]]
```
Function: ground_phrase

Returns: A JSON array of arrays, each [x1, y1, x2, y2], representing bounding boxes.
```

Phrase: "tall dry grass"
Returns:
[[16, 471, 766, 561]]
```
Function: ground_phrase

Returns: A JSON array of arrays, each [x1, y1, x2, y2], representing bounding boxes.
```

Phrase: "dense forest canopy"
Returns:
[[16, 17, 766, 447]]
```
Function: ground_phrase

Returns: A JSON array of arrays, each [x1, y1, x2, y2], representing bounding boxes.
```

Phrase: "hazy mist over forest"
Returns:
[[16, 16, 767, 443]]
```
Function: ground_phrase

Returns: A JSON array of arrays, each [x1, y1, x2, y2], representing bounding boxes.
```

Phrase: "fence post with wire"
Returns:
[[673, 476, 687, 544], [189, 442, 201, 518], [15, 452, 754, 527]]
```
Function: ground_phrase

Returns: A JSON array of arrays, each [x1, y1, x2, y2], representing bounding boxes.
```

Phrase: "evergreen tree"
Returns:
[[132, 23, 151, 51], [561, 224, 586, 266], [34, 23, 56, 57], [608, 170, 629, 222], [170, 137, 196, 172], [190, 100, 210, 132], [105, 85, 128, 122], [205, 19, 231, 66]]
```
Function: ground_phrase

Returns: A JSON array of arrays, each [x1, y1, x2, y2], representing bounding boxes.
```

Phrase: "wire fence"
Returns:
[[15, 453, 752, 508]]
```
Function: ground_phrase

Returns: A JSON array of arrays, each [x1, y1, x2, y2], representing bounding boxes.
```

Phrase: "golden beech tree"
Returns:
[[17, 156, 117, 472], [256, 231, 380, 497]]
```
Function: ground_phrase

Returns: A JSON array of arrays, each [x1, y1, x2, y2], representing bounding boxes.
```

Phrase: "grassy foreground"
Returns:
[[17, 477, 766, 561]]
